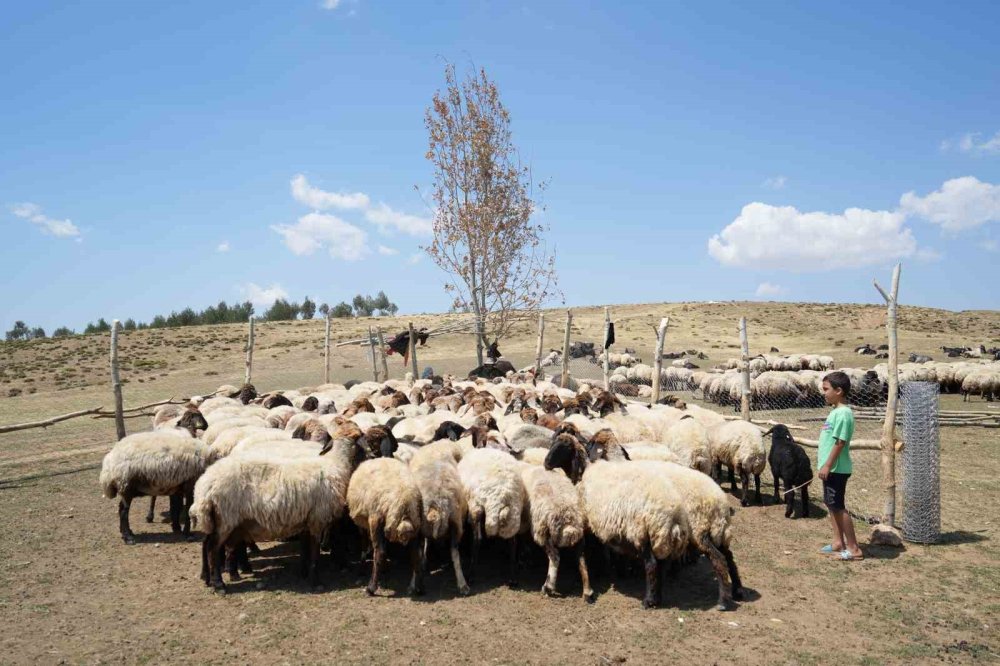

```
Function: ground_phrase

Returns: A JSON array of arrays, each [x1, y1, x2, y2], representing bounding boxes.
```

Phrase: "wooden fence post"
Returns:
[[376, 326, 390, 381], [324, 315, 331, 384], [244, 315, 255, 386], [533, 313, 545, 380], [367, 326, 379, 382], [603, 307, 612, 390], [560, 310, 573, 388], [739, 317, 751, 421], [651, 317, 669, 406], [110, 319, 126, 441], [407, 322, 419, 380], [874, 263, 902, 527]]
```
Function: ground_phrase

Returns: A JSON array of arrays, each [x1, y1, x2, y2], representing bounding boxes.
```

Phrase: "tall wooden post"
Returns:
[[534, 313, 545, 381], [367, 327, 379, 382], [651, 317, 669, 406], [739, 317, 751, 421], [323, 315, 332, 384], [110, 319, 126, 441], [407, 322, 419, 380], [603, 307, 612, 390], [874, 263, 902, 526], [244, 315, 255, 386], [560, 311, 573, 388], [376, 326, 390, 381]]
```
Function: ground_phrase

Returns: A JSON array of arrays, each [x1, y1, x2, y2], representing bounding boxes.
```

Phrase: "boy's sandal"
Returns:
[[819, 545, 837, 553], [836, 550, 864, 561]]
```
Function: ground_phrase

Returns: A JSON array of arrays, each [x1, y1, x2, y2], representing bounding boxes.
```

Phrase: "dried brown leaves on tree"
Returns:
[[423, 65, 559, 361]]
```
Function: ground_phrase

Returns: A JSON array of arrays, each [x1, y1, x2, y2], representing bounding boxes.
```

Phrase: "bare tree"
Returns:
[[423, 64, 559, 364]]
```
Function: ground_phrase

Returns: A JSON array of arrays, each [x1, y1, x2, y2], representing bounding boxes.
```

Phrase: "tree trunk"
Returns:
[[110, 320, 126, 441], [651, 317, 669, 406]]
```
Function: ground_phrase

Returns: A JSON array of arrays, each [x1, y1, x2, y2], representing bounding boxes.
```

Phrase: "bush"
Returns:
[[52, 327, 75, 338], [263, 299, 300, 321]]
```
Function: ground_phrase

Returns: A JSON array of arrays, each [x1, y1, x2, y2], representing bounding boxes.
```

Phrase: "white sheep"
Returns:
[[706, 420, 766, 506], [347, 457, 425, 596], [458, 448, 526, 587], [518, 462, 594, 602], [100, 430, 208, 544]]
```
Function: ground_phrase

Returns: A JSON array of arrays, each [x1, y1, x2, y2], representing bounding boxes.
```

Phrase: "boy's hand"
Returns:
[[818, 465, 831, 481]]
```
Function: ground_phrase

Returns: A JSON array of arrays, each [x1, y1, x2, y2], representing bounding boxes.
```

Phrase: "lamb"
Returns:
[[408, 441, 471, 595], [191, 427, 368, 591], [100, 430, 208, 544], [544, 435, 690, 609], [518, 455, 594, 602], [346, 457, 425, 596], [764, 424, 813, 518], [706, 420, 767, 506], [458, 448, 526, 587]]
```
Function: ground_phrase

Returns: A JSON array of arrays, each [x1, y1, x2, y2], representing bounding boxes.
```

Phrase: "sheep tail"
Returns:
[[396, 518, 416, 543], [557, 525, 583, 548]]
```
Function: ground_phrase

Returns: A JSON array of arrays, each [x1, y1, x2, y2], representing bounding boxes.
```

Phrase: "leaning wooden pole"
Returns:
[[874, 263, 902, 527], [651, 317, 669, 406], [110, 319, 126, 441], [323, 315, 332, 384], [534, 313, 545, 381], [603, 307, 612, 390], [739, 316, 752, 421], [560, 310, 573, 388], [407, 322, 419, 380], [244, 315, 255, 386], [367, 327, 379, 382], [376, 326, 390, 381]]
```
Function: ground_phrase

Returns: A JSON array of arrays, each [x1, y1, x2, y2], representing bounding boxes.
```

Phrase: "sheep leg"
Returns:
[[450, 530, 471, 596], [801, 486, 810, 518], [205, 532, 226, 591], [506, 536, 519, 589], [145, 496, 156, 523], [200, 534, 210, 584], [754, 474, 762, 505], [306, 533, 322, 590], [576, 542, 595, 603], [169, 493, 182, 533], [298, 533, 311, 579], [720, 545, 744, 601], [739, 469, 751, 507], [641, 545, 661, 609], [701, 537, 734, 611], [770, 465, 781, 504], [407, 539, 426, 597], [181, 487, 194, 537], [785, 480, 796, 518], [237, 541, 252, 574], [469, 515, 483, 585], [365, 523, 385, 596], [541, 543, 560, 597], [118, 492, 136, 545], [727, 465, 736, 490], [226, 544, 242, 581]]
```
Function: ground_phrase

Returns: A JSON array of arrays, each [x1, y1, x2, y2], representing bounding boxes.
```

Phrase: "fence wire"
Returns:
[[900, 381, 941, 544]]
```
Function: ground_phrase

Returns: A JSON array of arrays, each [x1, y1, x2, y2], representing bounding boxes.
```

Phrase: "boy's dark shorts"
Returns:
[[822, 473, 850, 510]]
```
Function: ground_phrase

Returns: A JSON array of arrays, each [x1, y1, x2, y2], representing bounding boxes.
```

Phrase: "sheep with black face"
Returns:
[[765, 424, 813, 519]]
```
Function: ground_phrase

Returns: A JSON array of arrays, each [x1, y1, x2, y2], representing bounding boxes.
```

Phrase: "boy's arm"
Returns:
[[818, 439, 846, 480]]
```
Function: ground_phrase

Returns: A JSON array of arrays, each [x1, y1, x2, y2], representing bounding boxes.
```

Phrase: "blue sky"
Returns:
[[2, 1, 998, 334]]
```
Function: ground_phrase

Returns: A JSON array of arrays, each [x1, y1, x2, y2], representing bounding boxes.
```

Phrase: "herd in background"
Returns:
[[99, 369, 812, 611]]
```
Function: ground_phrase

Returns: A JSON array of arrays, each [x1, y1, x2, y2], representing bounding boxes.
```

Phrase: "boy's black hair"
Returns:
[[823, 371, 851, 398]]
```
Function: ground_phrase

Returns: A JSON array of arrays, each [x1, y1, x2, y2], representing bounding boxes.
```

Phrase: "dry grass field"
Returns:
[[1, 301, 998, 665]]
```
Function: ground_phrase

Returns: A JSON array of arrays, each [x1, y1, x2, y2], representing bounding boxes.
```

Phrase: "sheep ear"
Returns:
[[380, 436, 397, 458], [761, 427, 775, 437], [318, 439, 333, 456], [292, 424, 307, 440], [384, 415, 404, 431], [619, 445, 631, 461], [504, 401, 516, 415]]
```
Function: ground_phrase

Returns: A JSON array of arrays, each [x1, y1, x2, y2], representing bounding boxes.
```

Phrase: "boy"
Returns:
[[818, 371, 863, 561]]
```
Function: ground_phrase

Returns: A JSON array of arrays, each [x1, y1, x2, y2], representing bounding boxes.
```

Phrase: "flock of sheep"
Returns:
[[595, 352, 1000, 408], [99, 374, 788, 611]]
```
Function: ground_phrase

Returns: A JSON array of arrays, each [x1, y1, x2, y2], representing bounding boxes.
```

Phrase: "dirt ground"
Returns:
[[1, 302, 997, 665]]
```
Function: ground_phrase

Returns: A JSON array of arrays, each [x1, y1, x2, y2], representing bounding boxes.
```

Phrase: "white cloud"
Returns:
[[762, 175, 787, 190], [708, 202, 917, 271], [915, 247, 943, 262], [290, 174, 369, 211], [270, 212, 368, 261], [377, 245, 398, 256], [241, 282, 289, 308], [754, 282, 786, 298], [980, 239, 998, 252], [321, 0, 341, 9], [9, 202, 81, 238], [217, 241, 230, 253], [941, 131, 1000, 156], [407, 252, 422, 265], [364, 203, 433, 236], [899, 176, 1000, 232]]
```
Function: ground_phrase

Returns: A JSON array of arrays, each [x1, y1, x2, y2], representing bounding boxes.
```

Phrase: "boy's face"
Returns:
[[822, 380, 844, 405]]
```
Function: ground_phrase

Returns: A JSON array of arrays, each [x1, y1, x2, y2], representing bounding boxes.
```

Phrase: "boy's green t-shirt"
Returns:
[[818, 405, 854, 474]]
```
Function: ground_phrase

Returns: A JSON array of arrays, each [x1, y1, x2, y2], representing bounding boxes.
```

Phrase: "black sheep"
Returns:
[[765, 424, 813, 519]]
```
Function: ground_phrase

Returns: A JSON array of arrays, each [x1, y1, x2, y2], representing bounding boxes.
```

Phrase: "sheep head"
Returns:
[[363, 425, 399, 458], [432, 421, 466, 442], [176, 408, 208, 436], [544, 433, 589, 484], [238, 383, 258, 405]]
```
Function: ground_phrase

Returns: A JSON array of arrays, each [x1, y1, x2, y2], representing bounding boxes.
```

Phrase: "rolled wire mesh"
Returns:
[[900, 381, 941, 544]]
